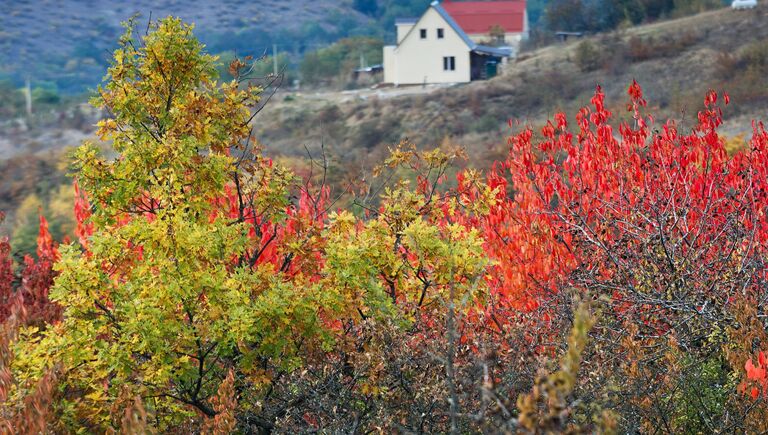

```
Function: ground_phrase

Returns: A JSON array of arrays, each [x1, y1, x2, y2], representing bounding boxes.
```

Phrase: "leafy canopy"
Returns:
[[12, 17, 335, 429], [9, 16, 492, 431]]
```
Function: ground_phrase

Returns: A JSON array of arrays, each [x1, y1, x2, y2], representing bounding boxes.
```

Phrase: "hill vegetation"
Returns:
[[1, 4, 766, 259], [255, 4, 768, 170], [0, 0, 431, 96], [1, 0, 731, 99]]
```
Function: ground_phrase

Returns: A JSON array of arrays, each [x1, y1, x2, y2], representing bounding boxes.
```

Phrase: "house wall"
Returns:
[[396, 23, 415, 43], [383, 45, 396, 83], [466, 32, 525, 47], [523, 9, 529, 38], [385, 7, 471, 85]]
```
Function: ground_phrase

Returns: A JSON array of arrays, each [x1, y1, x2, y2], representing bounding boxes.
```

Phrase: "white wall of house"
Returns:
[[383, 46, 397, 83], [396, 22, 415, 43], [383, 7, 471, 85], [466, 31, 524, 46]]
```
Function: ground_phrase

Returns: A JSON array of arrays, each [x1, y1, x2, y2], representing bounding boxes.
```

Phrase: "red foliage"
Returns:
[[744, 351, 768, 399], [447, 83, 768, 409], [467, 82, 768, 319], [73, 180, 93, 249], [213, 179, 329, 277], [0, 215, 62, 326], [0, 214, 15, 322]]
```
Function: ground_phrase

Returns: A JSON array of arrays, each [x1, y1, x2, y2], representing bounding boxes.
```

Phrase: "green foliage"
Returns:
[[375, 0, 428, 29], [9, 17, 329, 430], [527, 0, 551, 25], [9, 194, 43, 256], [9, 8, 768, 433], [0, 80, 24, 118], [6, 183, 74, 257], [544, 0, 725, 33], [574, 40, 602, 72], [671, 0, 723, 16], [300, 37, 383, 86], [353, 0, 379, 16], [31, 85, 60, 105], [6, 16, 494, 431], [668, 353, 732, 432]]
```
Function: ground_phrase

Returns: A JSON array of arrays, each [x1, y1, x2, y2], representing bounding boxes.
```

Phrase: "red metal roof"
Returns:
[[440, 0, 526, 34]]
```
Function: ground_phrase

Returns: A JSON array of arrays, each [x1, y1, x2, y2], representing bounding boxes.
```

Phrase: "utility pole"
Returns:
[[24, 77, 32, 117], [272, 44, 278, 76]]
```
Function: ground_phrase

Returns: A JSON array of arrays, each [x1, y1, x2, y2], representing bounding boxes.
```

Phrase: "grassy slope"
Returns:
[[254, 4, 768, 171]]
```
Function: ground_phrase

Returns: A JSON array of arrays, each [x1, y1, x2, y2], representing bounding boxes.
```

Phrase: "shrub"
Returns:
[[31, 86, 60, 105], [574, 39, 602, 72]]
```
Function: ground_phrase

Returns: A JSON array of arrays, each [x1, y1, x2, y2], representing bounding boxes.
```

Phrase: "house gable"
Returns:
[[383, 1, 515, 85], [390, 5, 473, 84], [395, 3, 473, 53]]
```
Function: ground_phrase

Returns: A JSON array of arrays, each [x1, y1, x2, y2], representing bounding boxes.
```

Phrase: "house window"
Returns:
[[443, 56, 455, 71], [437, 28, 444, 39], [420, 28, 427, 39]]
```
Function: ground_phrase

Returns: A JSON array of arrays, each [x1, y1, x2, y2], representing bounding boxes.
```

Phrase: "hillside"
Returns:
[[254, 4, 768, 171], [0, 0, 373, 93], [1, 4, 767, 238], [0, 0, 456, 96]]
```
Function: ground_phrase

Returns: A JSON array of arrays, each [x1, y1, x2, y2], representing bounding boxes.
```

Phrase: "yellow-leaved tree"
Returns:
[[7, 16, 493, 433], [9, 17, 345, 431]]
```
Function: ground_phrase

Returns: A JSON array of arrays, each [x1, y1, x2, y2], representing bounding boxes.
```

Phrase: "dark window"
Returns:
[[420, 28, 427, 39], [443, 56, 455, 71], [437, 28, 444, 39]]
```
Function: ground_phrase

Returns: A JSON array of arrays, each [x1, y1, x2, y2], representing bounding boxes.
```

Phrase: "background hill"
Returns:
[[0, 0, 366, 94], [0, 1, 765, 251], [0, 0, 448, 95], [254, 4, 768, 171]]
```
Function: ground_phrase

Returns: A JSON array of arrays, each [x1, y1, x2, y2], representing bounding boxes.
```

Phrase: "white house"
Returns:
[[383, 0, 528, 85]]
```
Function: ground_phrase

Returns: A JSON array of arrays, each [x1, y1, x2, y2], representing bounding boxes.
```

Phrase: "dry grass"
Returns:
[[253, 4, 768, 171]]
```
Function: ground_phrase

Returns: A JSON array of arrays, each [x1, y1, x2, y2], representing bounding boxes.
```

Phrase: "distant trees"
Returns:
[[0, 81, 24, 118], [353, 0, 379, 16], [299, 37, 383, 86], [544, 0, 724, 33], [0, 154, 73, 257]]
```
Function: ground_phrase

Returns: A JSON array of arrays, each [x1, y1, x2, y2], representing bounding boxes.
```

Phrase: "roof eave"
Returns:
[[473, 45, 513, 57]]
